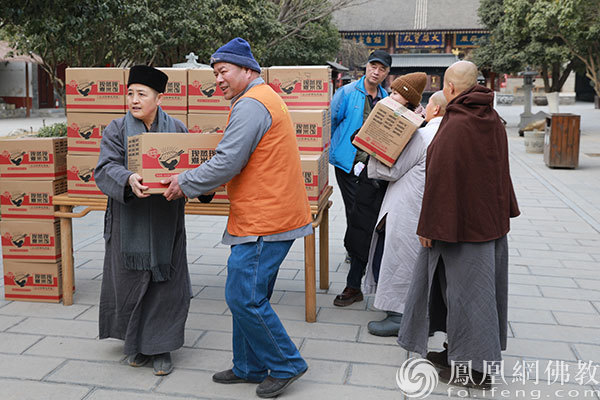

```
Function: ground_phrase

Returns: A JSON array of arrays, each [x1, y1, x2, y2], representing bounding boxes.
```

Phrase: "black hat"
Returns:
[[127, 65, 168, 93], [367, 50, 392, 68]]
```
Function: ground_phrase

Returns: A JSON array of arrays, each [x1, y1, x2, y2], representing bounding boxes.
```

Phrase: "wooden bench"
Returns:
[[53, 186, 332, 322]]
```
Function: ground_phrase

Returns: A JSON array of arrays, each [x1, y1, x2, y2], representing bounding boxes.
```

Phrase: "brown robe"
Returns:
[[416, 85, 520, 242]]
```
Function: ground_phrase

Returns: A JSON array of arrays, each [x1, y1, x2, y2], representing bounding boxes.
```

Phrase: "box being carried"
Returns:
[[0, 137, 67, 180], [301, 152, 329, 206], [127, 133, 223, 194], [0, 179, 66, 220], [3, 261, 62, 303], [66, 68, 126, 113], [352, 97, 424, 167], [188, 113, 229, 134], [290, 109, 330, 154], [67, 154, 104, 198], [67, 113, 123, 154], [268, 66, 331, 110], [1, 220, 61, 263], [188, 69, 229, 114]]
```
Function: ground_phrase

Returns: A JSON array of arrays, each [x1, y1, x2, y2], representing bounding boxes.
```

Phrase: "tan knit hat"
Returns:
[[390, 72, 427, 107]]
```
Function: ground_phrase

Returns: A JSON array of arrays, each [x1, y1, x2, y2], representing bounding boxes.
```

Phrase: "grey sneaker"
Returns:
[[367, 311, 403, 337], [256, 368, 307, 398], [152, 352, 173, 376], [127, 353, 150, 367]]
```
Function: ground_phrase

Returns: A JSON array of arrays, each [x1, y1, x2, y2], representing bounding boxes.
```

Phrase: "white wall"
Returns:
[[0, 61, 33, 97]]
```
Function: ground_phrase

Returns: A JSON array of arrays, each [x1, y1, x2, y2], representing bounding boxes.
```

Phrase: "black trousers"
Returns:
[[334, 167, 358, 224], [347, 224, 386, 289]]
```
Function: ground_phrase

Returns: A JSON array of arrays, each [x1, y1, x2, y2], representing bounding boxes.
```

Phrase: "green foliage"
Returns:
[[474, 0, 574, 92], [37, 122, 67, 137], [530, 0, 600, 97], [0, 0, 345, 102]]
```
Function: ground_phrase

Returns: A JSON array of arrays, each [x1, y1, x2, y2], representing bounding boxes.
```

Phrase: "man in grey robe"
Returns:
[[95, 65, 190, 376], [397, 61, 520, 389]]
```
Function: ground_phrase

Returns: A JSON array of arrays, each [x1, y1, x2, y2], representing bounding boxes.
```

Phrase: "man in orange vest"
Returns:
[[162, 38, 311, 398]]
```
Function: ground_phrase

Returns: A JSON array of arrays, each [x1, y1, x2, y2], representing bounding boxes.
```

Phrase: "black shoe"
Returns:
[[212, 369, 263, 384], [333, 287, 363, 307], [439, 366, 492, 390], [256, 368, 307, 398], [426, 342, 449, 369], [152, 352, 173, 376], [127, 353, 150, 367]]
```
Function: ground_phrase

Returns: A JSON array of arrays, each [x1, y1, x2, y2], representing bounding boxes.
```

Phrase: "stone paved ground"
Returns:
[[0, 102, 599, 399]]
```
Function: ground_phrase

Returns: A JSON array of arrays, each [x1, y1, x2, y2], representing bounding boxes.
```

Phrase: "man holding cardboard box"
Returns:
[[95, 65, 190, 377], [329, 49, 391, 304], [162, 38, 311, 398], [397, 61, 520, 389]]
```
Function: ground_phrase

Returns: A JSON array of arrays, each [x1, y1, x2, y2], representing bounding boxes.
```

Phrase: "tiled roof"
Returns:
[[334, 0, 485, 33]]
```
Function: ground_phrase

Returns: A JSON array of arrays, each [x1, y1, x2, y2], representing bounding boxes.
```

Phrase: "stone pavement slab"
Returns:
[[1, 102, 600, 399]]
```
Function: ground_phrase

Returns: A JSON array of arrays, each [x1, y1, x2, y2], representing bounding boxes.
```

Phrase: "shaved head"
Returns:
[[429, 90, 448, 110], [425, 90, 448, 121], [443, 60, 478, 102]]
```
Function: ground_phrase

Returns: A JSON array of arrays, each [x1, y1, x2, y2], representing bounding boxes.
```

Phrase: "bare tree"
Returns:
[[337, 38, 369, 72], [269, 0, 367, 47]]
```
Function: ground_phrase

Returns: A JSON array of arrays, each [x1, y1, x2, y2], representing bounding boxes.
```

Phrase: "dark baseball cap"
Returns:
[[367, 50, 392, 68]]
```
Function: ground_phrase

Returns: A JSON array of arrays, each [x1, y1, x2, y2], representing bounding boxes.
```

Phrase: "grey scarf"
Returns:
[[120, 107, 180, 282]]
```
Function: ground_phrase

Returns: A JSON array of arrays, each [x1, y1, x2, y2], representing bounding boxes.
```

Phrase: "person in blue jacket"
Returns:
[[329, 50, 391, 306]]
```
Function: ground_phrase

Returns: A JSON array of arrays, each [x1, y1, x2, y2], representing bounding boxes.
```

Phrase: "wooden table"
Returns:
[[53, 186, 332, 322]]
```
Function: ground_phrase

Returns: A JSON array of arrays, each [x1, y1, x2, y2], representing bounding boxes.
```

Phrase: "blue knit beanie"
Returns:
[[210, 38, 261, 73]]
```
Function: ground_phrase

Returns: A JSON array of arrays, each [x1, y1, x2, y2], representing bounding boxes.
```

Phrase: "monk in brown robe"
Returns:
[[397, 61, 520, 389]]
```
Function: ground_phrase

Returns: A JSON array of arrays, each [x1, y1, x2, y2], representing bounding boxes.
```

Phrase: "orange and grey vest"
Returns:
[[226, 84, 312, 236]]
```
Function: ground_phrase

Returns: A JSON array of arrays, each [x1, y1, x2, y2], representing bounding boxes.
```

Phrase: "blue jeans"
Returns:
[[225, 238, 308, 380]]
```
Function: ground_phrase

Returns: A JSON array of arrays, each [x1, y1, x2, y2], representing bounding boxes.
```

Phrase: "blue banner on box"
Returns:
[[397, 33, 444, 48]]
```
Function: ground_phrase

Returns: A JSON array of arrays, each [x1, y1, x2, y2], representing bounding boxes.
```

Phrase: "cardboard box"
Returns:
[[3, 261, 62, 302], [301, 152, 329, 205], [352, 97, 423, 167], [268, 66, 331, 109], [260, 67, 268, 83], [67, 113, 124, 154], [188, 69, 230, 113], [124, 67, 187, 115], [188, 113, 229, 134], [0, 179, 66, 220], [127, 133, 223, 194], [67, 154, 104, 198], [66, 68, 126, 113], [1, 220, 61, 263], [290, 109, 331, 154], [0, 137, 67, 180]]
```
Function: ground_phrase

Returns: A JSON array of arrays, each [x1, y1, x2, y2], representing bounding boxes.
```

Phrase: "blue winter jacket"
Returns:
[[329, 76, 388, 173]]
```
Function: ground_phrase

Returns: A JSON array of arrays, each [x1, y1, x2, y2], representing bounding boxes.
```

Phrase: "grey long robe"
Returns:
[[397, 237, 509, 373], [95, 116, 190, 356], [362, 117, 441, 314]]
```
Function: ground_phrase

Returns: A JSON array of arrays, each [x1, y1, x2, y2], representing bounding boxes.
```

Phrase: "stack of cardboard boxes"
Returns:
[[66, 67, 126, 198], [64, 65, 331, 205], [268, 66, 331, 207], [0, 136, 67, 302]]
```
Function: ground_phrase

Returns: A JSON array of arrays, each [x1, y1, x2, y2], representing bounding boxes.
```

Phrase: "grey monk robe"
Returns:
[[95, 114, 190, 356], [397, 85, 520, 374]]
